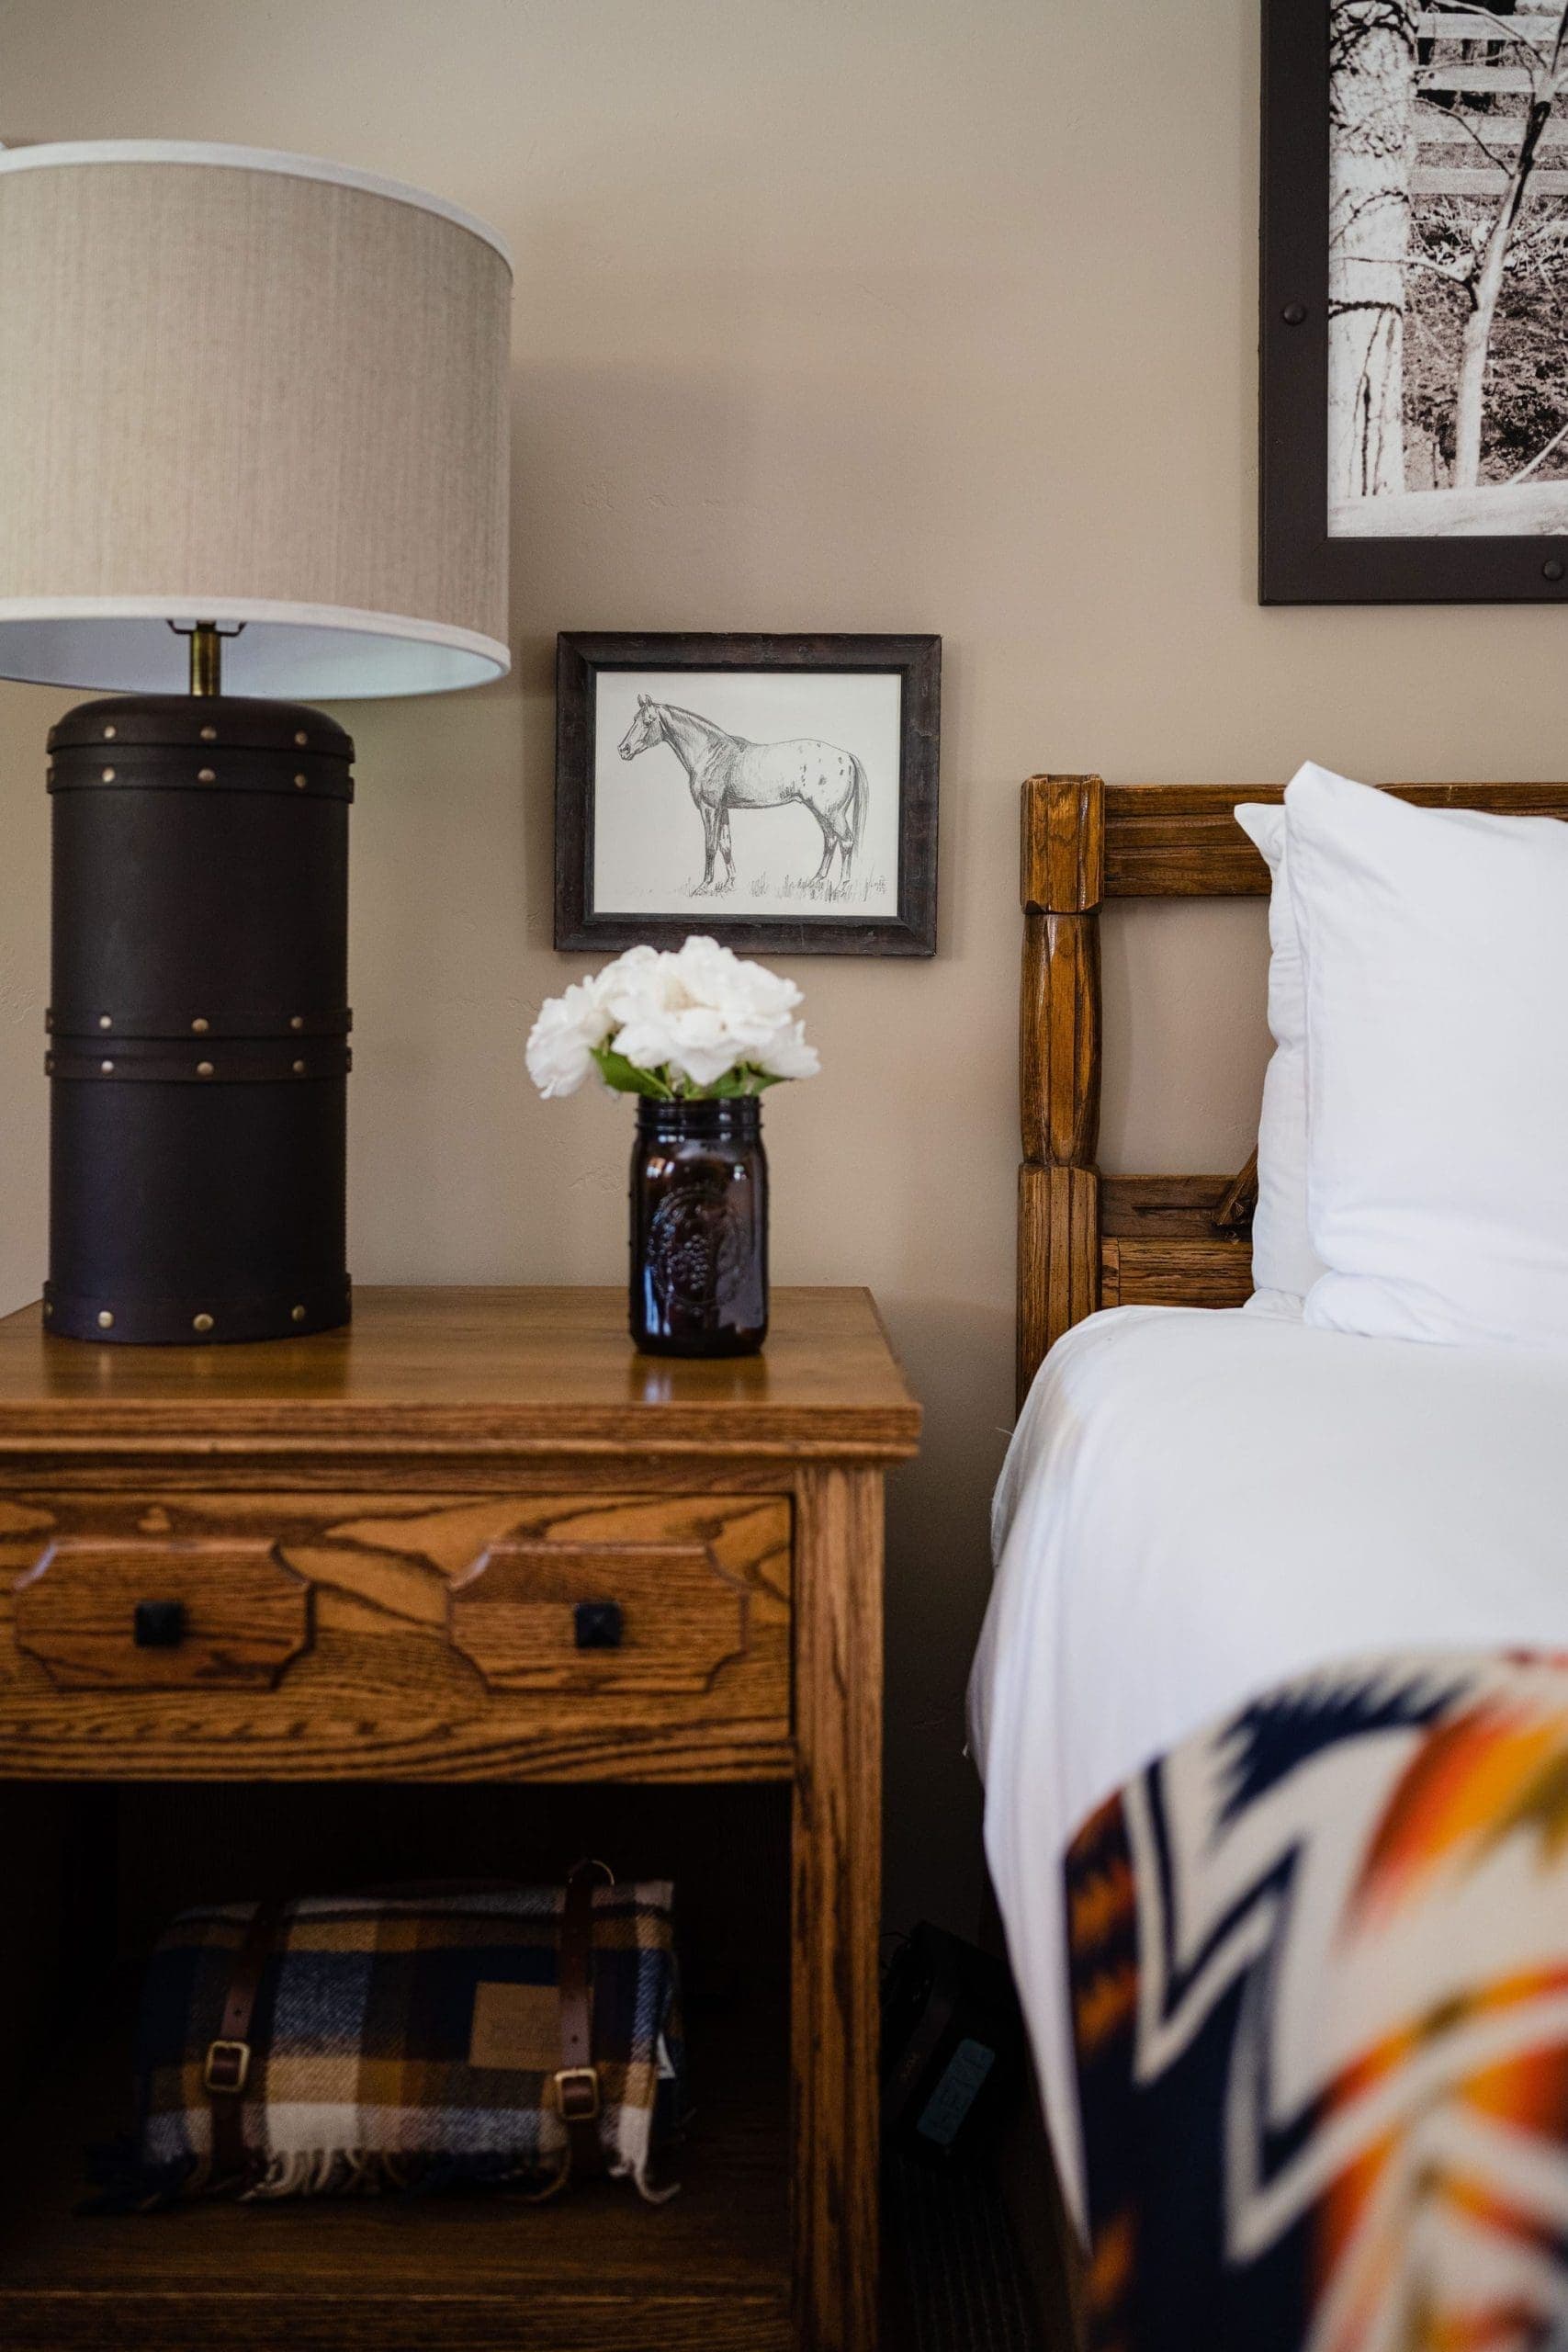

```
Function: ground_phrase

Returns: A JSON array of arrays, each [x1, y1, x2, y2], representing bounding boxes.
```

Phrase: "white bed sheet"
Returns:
[[968, 1304, 1568, 2231]]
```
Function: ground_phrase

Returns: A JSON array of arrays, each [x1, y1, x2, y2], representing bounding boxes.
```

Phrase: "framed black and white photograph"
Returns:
[[1262, 0, 1568, 602], [554, 632, 940, 956]]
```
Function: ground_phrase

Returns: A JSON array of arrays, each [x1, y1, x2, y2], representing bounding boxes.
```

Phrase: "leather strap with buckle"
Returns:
[[556, 1859, 613, 2180], [208, 1898, 283, 2188]]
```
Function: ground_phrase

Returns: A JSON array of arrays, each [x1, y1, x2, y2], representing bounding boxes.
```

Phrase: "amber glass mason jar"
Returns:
[[629, 1097, 769, 1356]]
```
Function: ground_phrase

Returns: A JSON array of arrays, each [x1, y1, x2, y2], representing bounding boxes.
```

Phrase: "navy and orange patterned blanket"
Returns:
[[1065, 1650, 1568, 2349]]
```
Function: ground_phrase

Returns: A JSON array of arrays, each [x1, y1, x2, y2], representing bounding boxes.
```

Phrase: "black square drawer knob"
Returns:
[[133, 1599, 187, 1649], [573, 1600, 624, 1651]]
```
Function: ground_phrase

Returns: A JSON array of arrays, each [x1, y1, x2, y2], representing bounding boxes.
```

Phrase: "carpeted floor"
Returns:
[[885, 2153, 1043, 2350]]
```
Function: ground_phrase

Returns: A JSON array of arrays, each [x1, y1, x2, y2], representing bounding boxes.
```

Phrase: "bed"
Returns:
[[976, 775, 1568, 2350]]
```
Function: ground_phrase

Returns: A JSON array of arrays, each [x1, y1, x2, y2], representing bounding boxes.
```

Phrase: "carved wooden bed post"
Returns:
[[1018, 775, 1103, 1407]]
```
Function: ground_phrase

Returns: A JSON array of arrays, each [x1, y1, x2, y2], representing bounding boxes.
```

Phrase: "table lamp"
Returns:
[[0, 142, 512, 1343]]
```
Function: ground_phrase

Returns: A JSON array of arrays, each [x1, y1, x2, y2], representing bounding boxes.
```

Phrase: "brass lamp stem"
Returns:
[[189, 621, 222, 698]]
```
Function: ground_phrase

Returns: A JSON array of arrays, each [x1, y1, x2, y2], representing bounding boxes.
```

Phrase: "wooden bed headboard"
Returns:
[[1017, 775, 1568, 1405]]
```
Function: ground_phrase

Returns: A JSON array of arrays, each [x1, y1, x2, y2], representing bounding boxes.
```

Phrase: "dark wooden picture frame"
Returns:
[[1261, 0, 1568, 605], [554, 632, 940, 956]]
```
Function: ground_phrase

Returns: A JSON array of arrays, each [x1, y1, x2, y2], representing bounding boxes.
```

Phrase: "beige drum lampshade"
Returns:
[[0, 142, 512, 698]]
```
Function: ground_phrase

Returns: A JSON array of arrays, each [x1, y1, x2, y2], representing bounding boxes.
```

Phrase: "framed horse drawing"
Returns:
[[554, 632, 940, 955]]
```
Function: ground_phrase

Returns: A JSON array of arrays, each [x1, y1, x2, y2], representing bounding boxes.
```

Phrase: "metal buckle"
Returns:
[[554, 2064, 601, 2123], [204, 2038, 252, 2096]]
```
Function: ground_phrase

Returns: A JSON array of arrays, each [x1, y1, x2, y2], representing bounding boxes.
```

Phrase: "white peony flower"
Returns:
[[524, 973, 616, 1098], [610, 1002, 734, 1091], [754, 1019, 820, 1081], [598, 944, 681, 1026], [665, 938, 806, 1065], [672, 935, 801, 1025]]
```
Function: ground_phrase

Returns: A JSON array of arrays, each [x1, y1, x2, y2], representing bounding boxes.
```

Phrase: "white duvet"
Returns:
[[968, 1304, 1568, 2230]]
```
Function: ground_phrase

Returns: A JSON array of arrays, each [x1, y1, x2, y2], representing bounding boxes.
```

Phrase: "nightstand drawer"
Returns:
[[447, 1497, 791, 1697], [0, 1487, 794, 1778], [14, 1536, 311, 1690]]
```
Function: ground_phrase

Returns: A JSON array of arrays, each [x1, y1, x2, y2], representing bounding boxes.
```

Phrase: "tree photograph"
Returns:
[[1328, 0, 1568, 536]]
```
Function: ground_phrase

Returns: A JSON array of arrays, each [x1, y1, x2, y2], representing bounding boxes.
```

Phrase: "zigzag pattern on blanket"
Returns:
[[1066, 1649, 1568, 2351]]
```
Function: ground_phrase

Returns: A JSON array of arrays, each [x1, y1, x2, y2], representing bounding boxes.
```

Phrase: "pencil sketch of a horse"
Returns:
[[616, 696, 868, 894]]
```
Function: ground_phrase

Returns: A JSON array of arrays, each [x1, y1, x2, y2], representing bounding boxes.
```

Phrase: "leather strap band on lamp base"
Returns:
[[0, 142, 513, 1343]]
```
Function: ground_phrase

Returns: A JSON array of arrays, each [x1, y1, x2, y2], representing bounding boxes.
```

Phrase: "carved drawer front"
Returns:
[[12, 1537, 311, 1690], [447, 1497, 792, 1699], [0, 1489, 793, 1779]]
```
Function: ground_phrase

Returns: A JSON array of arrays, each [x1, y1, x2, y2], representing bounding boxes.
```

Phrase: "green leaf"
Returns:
[[591, 1046, 675, 1099], [702, 1065, 787, 1098]]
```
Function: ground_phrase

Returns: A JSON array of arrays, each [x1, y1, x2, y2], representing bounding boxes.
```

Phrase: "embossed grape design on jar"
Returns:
[[630, 1097, 768, 1356]]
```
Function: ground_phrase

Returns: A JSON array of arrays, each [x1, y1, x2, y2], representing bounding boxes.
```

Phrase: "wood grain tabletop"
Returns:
[[0, 1286, 922, 1460]]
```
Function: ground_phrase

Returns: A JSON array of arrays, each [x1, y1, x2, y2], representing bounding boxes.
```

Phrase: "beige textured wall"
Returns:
[[5, 0, 1566, 1931]]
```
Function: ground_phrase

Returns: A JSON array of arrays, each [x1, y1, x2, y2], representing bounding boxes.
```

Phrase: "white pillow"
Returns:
[[1286, 760, 1568, 1350], [1234, 800, 1324, 1311]]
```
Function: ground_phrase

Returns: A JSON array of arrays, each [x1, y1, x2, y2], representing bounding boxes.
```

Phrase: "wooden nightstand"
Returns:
[[0, 1286, 919, 2352]]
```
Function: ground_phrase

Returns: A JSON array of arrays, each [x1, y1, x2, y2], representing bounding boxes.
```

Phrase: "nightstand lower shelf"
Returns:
[[0, 1978, 792, 2352]]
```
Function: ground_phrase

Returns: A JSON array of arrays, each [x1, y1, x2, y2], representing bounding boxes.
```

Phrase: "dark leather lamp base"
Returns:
[[44, 693, 355, 1347]]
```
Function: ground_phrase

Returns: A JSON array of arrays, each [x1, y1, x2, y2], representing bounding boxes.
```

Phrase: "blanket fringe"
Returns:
[[242, 2146, 572, 2200], [87, 2136, 680, 2208]]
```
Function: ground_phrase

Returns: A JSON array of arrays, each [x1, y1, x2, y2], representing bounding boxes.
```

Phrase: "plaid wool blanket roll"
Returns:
[[101, 1878, 686, 2207]]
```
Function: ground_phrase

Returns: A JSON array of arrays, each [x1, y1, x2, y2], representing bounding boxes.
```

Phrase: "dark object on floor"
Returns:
[[886, 2148, 1042, 2351], [883, 1920, 1026, 2168]]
